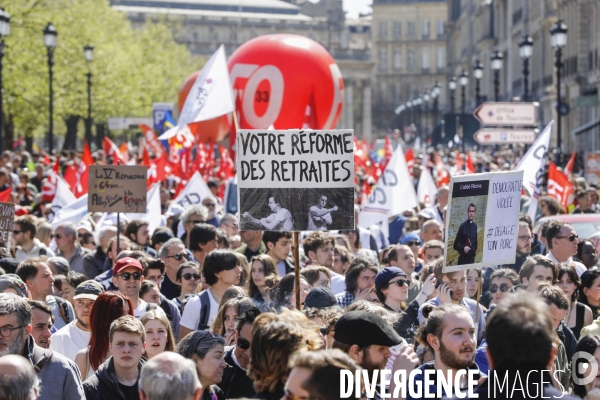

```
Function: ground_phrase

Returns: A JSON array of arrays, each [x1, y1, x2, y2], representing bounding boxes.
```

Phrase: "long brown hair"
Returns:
[[88, 292, 134, 370], [246, 254, 279, 298]]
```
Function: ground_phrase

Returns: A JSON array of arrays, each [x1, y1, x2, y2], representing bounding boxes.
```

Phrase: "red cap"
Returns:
[[113, 257, 143, 275]]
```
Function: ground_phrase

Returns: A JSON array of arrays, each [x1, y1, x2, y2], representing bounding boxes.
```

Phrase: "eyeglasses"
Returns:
[[203, 203, 216, 207], [167, 252, 190, 261], [556, 234, 578, 242], [117, 272, 142, 281], [0, 324, 24, 338], [78, 233, 85, 238], [182, 273, 201, 281], [50, 234, 55, 239], [283, 390, 309, 400], [188, 219, 204, 224], [12, 230, 21, 234], [147, 276, 164, 283], [390, 279, 411, 287], [405, 240, 421, 247], [55, 234, 63, 239], [237, 336, 250, 350], [518, 236, 534, 242], [490, 283, 511, 294]]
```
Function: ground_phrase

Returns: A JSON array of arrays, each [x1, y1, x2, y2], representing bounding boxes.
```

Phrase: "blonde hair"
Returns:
[[248, 310, 322, 393], [109, 315, 146, 343], [140, 309, 176, 354]]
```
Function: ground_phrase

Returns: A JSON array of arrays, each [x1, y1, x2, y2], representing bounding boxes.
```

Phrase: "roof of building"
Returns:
[[111, 0, 301, 14]]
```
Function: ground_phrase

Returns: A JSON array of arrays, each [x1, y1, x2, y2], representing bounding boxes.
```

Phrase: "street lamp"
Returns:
[[491, 50, 503, 102], [0, 8, 10, 153], [415, 95, 423, 141], [423, 91, 430, 136], [448, 76, 457, 113], [550, 20, 567, 159], [519, 35, 533, 101], [44, 23, 57, 154], [460, 70, 469, 157], [83, 45, 94, 146], [473, 60, 484, 106], [432, 82, 440, 130]]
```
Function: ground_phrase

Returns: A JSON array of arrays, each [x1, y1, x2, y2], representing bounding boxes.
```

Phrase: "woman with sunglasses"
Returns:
[[556, 265, 593, 340], [579, 269, 600, 320], [246, 254, 279, 312], [210, 297, 255, 346], [177, 330, 227, 400], [140, 309, 176, 359], [174, 262, 202, 312], [488, 268, 518, 307]]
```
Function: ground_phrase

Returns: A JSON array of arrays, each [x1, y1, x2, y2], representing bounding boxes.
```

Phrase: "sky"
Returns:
[[342, 0, 373, 18]]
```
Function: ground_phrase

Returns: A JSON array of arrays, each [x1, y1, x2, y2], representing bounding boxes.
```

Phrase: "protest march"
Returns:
[[1, 9, 600, 400]]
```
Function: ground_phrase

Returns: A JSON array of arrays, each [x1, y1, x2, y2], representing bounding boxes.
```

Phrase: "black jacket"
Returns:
[[218, 346, 256, 399], [83, 356, 146, 400], [453, 219, 477, 265]]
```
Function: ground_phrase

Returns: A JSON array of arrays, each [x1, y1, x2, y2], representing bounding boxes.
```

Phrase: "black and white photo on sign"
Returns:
[[239, 188, 354, 232], [443, 170, 523, 273], [236, 129, 355, 232]]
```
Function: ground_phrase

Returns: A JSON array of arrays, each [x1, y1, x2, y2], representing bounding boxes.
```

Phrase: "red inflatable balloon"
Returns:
[[228, 34, 344, 130], [178, 71, 231, 143]]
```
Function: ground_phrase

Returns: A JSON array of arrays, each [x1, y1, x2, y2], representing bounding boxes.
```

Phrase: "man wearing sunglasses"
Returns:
[[54, 222, 91, 277], [13, 215, 55, 262], [545, 220, 586, 276], [111, 257, 149, 318], [202, 195, 221, 228], [158, 238, 189, 300], [218, 308, 259, 399]]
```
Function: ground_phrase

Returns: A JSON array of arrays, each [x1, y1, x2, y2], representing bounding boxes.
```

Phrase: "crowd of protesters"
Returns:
[[0, 144, 598, 400]]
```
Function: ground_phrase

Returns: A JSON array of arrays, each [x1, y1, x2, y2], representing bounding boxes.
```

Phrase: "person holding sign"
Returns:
[[242, 195, 294, 231], [307, 195, 338, 231], [453, 203, 478, 265]]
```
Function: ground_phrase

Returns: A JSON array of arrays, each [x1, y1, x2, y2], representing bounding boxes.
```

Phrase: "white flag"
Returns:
[[160, 45, 234, 142], [51, 194, 89, 229], [48, 178, 77, 223], [516, 120, 553, 220], [166, 171, 213, 215], [417, 167, 438, 208], [359, 143, 418, 229], [126, 184, 164, 235]]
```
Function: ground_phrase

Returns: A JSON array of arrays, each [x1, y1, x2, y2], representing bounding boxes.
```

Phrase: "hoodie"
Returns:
[[15, 238, 55, 262], [83, 356, 146, 400]]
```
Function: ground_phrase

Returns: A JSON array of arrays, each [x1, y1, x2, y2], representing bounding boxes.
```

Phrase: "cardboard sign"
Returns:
[[88, 166, 147, 213], [236, 129, 355, 232], [0, 202, 14, 246], [444, 170, 523, 272]]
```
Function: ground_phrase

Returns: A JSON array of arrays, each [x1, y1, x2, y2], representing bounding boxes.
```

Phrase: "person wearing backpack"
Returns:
[[179, 250, 243, 339], [16, 257, 75, 330]]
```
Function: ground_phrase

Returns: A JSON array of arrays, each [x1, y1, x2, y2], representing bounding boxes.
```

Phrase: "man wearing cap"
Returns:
[[332, 311, 403, 400], [374, 267, 411, 313], [0, 274, 29, 298], [13, 215, 55, 262], [112, 257, 151, 318], [50, 280, 104, 361]]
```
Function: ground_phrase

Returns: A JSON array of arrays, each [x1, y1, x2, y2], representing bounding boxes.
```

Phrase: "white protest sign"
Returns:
[[0, 202, 14, 246], [359, 143, 418, 230], [125, 184, 164, 235], [236, 130, 354, 231], [165, 171, 213, 215], [444, 170, 523, 272], [49, 178, 76, 223]]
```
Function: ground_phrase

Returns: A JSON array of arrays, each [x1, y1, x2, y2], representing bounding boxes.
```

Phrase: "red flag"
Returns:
[[139, 124, 164, 156], [455, 152, 464, 172], [42, 155, 51, 165], [141, 146, 150, 167], [548, 162, 574, 209], [103, 137, 123, 164], [434, 153, 450, 186], [63, 163, 78, 193], [405, 148, 415, 175], [42, 158, 61, 202], [75, 143, 94, 198], [119, 142, 130, 163], [0, 186, 11, 202], [564, 152, 576, 176], [217, 145, 235, 181], [82, 143, 94, 166], [466, 152, 475, 174]]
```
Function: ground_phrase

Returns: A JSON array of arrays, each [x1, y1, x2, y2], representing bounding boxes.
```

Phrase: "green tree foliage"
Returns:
[[3, 0, 200, 145]]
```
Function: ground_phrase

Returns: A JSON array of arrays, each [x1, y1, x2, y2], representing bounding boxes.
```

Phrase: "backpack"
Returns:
[[196, 291, 212, 330], [53, 296, 71, 325]]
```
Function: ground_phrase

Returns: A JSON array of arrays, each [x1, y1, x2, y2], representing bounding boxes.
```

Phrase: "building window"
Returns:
[[379, 83, 387, 103], [437, 20, 445, 38], [422, 20, 430, 39], [393, 82, 401, 103], [408, 22, 415, 37], [379, 48, 388, 70], [422, 48, 430, 70], [436, 47, 446, 69], [393, 22, 401, 38], [408, 49, 415, 70], [393, 50, 402, 70], [379, 22, 387, 38]]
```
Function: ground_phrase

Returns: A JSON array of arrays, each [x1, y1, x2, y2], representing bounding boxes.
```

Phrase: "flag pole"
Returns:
[[294, 231, 300, 309], [232, 110, 240, 132]]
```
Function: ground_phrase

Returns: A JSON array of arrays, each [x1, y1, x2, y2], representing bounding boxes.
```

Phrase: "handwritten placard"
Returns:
[[444, 170, 523, 272], [0, 202, 15, 246], [88, 166, 147, 213], [236, 130, 355, 231]]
